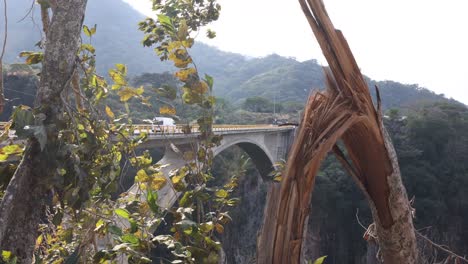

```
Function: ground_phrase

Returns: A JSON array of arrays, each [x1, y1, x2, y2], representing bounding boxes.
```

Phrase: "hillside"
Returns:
[[2, 0, 460, 111]]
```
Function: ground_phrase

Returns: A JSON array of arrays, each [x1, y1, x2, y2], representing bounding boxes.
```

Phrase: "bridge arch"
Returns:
[[213, 139, 275, 179]]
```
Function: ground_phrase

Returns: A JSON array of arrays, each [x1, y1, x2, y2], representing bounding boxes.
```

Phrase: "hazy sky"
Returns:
[[123, 0, 468, 104]]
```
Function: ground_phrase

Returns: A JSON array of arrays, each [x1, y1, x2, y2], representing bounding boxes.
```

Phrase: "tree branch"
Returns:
[[0, 0, 8, 114]]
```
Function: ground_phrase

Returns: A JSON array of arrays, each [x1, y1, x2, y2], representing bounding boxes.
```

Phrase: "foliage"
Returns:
[[3, 0, 458, 114], [242, 96, 282, 113], [0, 0, 245, 261], [309, 256, 327, 264], [306, 102, 468, 262]]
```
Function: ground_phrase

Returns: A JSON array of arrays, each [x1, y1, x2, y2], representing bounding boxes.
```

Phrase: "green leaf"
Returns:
[[11, 105, 34, 137], [129, 220, 138, 233], [64, 249, 79, 264], [158, 15, 171, 25], [206, 29, 217, 39], [158, 15, 174, 32], [313, 256, 327, 264], [147, 190, 159, 213], [204, 74, 214, 90], [108, 225, 123, 236], [114, 208, 130, 219], [199, 221, 214, 233], [156, 85, 178, 100], [121, 234, 139, 244]]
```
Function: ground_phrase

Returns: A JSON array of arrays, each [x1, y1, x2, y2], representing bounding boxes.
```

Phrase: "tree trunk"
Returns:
[[0, 0, 88, 261], [256, 0, 418, 263]]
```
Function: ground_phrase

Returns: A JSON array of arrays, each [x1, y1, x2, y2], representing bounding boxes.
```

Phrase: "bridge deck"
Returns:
[[0, 122, 295, 141]]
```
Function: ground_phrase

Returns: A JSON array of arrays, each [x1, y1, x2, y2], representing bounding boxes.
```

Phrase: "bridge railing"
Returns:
[[0, 122, 293, 136], [132, 124, 290, 135]]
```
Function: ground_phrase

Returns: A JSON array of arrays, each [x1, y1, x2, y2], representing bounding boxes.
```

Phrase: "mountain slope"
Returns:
[[2, 0, 460, 110]]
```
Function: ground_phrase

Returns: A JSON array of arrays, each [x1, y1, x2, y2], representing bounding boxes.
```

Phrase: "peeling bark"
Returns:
[[0, 0, 88, 262], [257, 0, 418, 263]]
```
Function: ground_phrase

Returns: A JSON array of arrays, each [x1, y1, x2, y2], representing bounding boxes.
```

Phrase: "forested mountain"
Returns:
[[3, 0, 460, 111], [1, 1, 468, 263]]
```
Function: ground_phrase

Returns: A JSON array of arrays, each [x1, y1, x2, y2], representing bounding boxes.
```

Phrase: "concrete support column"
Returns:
[[128, 144, 191, 208]]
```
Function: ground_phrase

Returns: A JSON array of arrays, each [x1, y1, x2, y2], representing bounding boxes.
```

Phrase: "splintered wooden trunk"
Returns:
[[256, 0, 418, 263]]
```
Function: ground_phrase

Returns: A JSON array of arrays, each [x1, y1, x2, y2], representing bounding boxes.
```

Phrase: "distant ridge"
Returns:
[[2, 0, 459, 109]]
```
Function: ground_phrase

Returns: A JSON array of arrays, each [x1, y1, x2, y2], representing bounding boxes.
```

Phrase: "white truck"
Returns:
[[152, 117, 175, 127], [136, 117, 176, 134]]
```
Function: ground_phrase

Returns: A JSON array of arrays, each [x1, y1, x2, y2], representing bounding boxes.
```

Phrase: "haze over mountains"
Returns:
[[3, 0, 460, 109]]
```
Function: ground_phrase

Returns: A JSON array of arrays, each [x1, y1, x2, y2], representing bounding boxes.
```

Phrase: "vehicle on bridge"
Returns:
[[136, 117, 176, 134], [272, 118, 298, 127]]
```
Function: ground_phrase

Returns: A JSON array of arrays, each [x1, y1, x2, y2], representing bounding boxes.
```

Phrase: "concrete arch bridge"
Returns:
[[129, 124, 296, 208], [0, 122, 296, 207]]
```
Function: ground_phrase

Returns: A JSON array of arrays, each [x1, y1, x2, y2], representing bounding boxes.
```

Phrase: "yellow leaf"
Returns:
[[151, 173, 167, 190], [168, 49, 192, 68], [109, 70, 126, 86], [1, 250, 12, 260], [35, 235, 43, 248], [0, 154, 9, 161], [175, 68, 196, 82], [167, 41, 182, 51], [0, 144, 23, 155], [215, 223, 224, 234], [159, 106, 176, 115], [193, 81, 208, 94], [94, 219, 105, 232], [171, 175, 184, 184], [138, 183, 147, 191], [215, 189, 228, 198], [118, 87, 137, 102], [135, 86, 144, 95], [135, 169, 150, 183], [182, 38, 194, 48], [116, 63, 127, 75], [105, 106, 115, 119], [313, 256, 327, 264]]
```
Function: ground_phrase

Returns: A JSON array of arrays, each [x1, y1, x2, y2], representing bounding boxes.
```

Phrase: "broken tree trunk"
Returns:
[[0, 0, 88, 262], [256, 0, 418, 263]]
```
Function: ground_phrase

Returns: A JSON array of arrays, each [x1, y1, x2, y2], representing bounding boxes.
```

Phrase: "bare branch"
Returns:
[[0, 0, 8, 114], [18, 0, 35, 22], [417, 232, 468, 263]]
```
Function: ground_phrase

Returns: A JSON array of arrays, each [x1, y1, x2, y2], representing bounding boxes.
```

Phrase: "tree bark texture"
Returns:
[[256, 0, 418, 263], [0, 0, 88, 262]]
